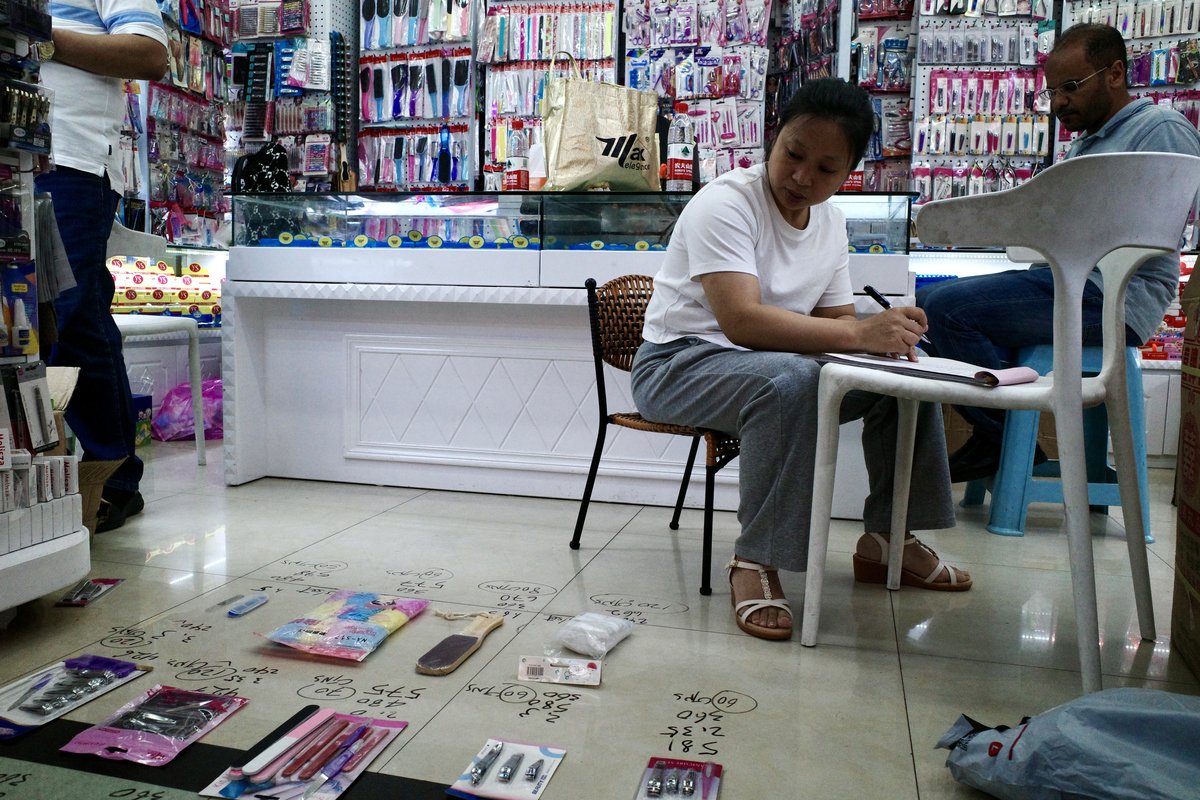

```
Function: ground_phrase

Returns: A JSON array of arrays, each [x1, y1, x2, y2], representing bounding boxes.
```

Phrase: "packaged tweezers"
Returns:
[[61, 684, 247, 766], [0, 655, 148, 739]]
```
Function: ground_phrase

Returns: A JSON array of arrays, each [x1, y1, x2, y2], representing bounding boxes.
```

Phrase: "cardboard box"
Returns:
[[42, 367, 123, 536], [132, 393, 153, 447], [79, 460, 124, 536], [942, 405, 1058, 459], [1173, 277, 1200, 681]]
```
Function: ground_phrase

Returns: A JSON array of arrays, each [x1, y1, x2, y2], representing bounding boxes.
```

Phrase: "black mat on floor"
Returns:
[[1, 720, 448, 798]]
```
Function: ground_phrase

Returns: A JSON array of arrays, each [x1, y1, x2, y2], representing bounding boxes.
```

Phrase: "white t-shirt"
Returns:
[[41, 0, 167, 193], [642, 163, 852, 350]]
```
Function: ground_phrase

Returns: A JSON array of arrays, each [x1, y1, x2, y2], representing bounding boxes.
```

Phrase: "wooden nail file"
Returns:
[[416, 614, 504, 676]]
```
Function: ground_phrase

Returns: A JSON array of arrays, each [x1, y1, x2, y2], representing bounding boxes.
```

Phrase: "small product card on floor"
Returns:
[[634, 757, 722, 800], [447, 738, 566, 799], [517, 655, 601, 686], [56, 578, 123, 607], [200, 712, 406, 799]]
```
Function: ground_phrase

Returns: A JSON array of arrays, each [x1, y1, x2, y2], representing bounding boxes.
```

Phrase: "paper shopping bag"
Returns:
[[542, 52, 661, 191]]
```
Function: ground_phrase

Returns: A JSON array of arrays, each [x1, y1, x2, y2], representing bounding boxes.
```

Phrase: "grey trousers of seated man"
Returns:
[[631, 338, 957, 573]]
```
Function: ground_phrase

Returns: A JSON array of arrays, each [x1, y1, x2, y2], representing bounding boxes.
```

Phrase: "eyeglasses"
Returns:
[[1037, 65, 1111, 102]]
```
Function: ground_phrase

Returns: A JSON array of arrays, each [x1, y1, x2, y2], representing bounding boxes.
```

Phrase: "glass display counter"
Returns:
[[232, 192, 538, 251], [229, 191, 915, 290]]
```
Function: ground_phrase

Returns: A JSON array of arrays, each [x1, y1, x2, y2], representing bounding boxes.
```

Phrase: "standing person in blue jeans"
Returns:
[[918, 22, 1200, 483], [36, 0, 168, 530], [632, 79, 969, 643]]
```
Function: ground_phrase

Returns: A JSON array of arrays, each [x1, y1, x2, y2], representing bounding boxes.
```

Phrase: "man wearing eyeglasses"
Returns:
[[917, 22, 1200, 483]]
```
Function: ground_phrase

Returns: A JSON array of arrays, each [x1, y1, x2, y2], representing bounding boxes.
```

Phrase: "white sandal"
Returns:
[[852, 532, 972, 592], [726, 558, 792, 640]]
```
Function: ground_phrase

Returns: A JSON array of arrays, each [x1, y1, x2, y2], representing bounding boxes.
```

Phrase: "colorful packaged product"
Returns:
[[263, 589, 429, 661]]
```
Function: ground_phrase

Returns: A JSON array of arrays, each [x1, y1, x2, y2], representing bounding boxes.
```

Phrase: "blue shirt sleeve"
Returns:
[[1134, 115, 1200, 156]]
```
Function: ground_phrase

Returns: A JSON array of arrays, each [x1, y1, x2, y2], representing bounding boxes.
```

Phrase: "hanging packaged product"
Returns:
[[0, 655, 149, 740], [263, 589, 429, 661], [61, 685, 247, 766]]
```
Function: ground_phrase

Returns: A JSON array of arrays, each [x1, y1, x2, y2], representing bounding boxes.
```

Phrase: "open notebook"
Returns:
[[818, 353, 1040, 387]]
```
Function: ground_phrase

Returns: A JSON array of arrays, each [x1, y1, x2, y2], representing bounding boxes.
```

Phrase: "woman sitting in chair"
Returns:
[[631, 78, 970, 642]]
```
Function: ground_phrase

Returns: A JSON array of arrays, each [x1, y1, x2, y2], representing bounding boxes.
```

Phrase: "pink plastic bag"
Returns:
[[60, 684, 246, 766], [151, 378, 223, 441]]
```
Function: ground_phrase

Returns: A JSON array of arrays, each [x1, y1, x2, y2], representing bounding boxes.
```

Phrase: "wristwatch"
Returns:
[[31, 40, 54, 63]]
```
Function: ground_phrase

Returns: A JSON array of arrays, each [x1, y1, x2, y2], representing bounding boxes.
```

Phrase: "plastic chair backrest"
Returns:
[[915, 152, 1200, 390], [106, 219, 168, 262], [915, 152, 1199, 267], [588, 275, 655, 373]]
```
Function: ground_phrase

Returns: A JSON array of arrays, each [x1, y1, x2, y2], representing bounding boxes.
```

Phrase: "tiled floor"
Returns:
[[0, 440, 1196, 799]]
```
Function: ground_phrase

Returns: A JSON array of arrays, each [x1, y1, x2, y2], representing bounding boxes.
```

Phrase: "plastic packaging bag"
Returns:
[[60, 684, 246, 766], [547, 612, 634, 658], [935, 688, 1200, 799], [151, 378, 223, 441], [0, 655, 147, 739], [264, 589, 429, 661]]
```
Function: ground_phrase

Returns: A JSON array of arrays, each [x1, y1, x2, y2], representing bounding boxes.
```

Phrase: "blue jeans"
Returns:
[[36, 167, 142, 492], [916, 268, 1139, 441]]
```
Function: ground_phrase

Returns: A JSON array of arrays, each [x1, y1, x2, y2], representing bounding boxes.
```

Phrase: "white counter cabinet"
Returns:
[[222, 279, 707, 504], [222, 257, 901, 520]]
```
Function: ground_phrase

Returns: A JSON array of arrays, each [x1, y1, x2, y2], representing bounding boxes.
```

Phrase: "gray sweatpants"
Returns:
[[631, 338, 957, 572]]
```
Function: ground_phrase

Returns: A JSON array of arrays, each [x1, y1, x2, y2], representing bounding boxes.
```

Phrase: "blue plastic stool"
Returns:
[[962, 345, 1152, 541]]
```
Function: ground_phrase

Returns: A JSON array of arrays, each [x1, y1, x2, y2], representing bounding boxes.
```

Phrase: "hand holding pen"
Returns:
[[863, 284, 932, 346]]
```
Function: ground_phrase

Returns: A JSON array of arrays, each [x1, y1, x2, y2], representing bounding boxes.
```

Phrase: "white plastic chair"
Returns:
[[800, 152, 1200, 694], [112, 314, 206, 466]]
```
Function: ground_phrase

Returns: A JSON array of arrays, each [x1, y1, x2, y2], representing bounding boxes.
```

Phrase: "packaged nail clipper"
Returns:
[[635, 757, 723, 799], [264, 589, 429, 661], [448, 738, 566, 799], [0, 655, 148, 739], [61, 685, 247, 766]]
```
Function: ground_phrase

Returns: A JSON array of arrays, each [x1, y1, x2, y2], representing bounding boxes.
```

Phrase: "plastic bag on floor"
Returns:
[[935, 688, 1200, 800], [151, 379, 222, 441]]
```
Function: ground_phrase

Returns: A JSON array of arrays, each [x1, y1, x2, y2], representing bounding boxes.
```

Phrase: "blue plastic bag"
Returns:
[[936, 688, 1200, 799]]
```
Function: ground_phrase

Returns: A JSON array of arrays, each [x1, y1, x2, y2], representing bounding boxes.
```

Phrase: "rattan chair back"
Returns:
[[590, 274, 655, 372]]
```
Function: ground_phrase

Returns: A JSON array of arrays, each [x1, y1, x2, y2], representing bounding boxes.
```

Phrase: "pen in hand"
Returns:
[[862, 284, 932, 344]]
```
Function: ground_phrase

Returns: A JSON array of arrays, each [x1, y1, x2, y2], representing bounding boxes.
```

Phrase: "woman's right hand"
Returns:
[[855, 307, 928, 361]]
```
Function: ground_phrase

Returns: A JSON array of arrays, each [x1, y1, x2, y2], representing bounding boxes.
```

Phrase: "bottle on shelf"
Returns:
[[665, 102, 695, 192], [503, 120, 530, 191]]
